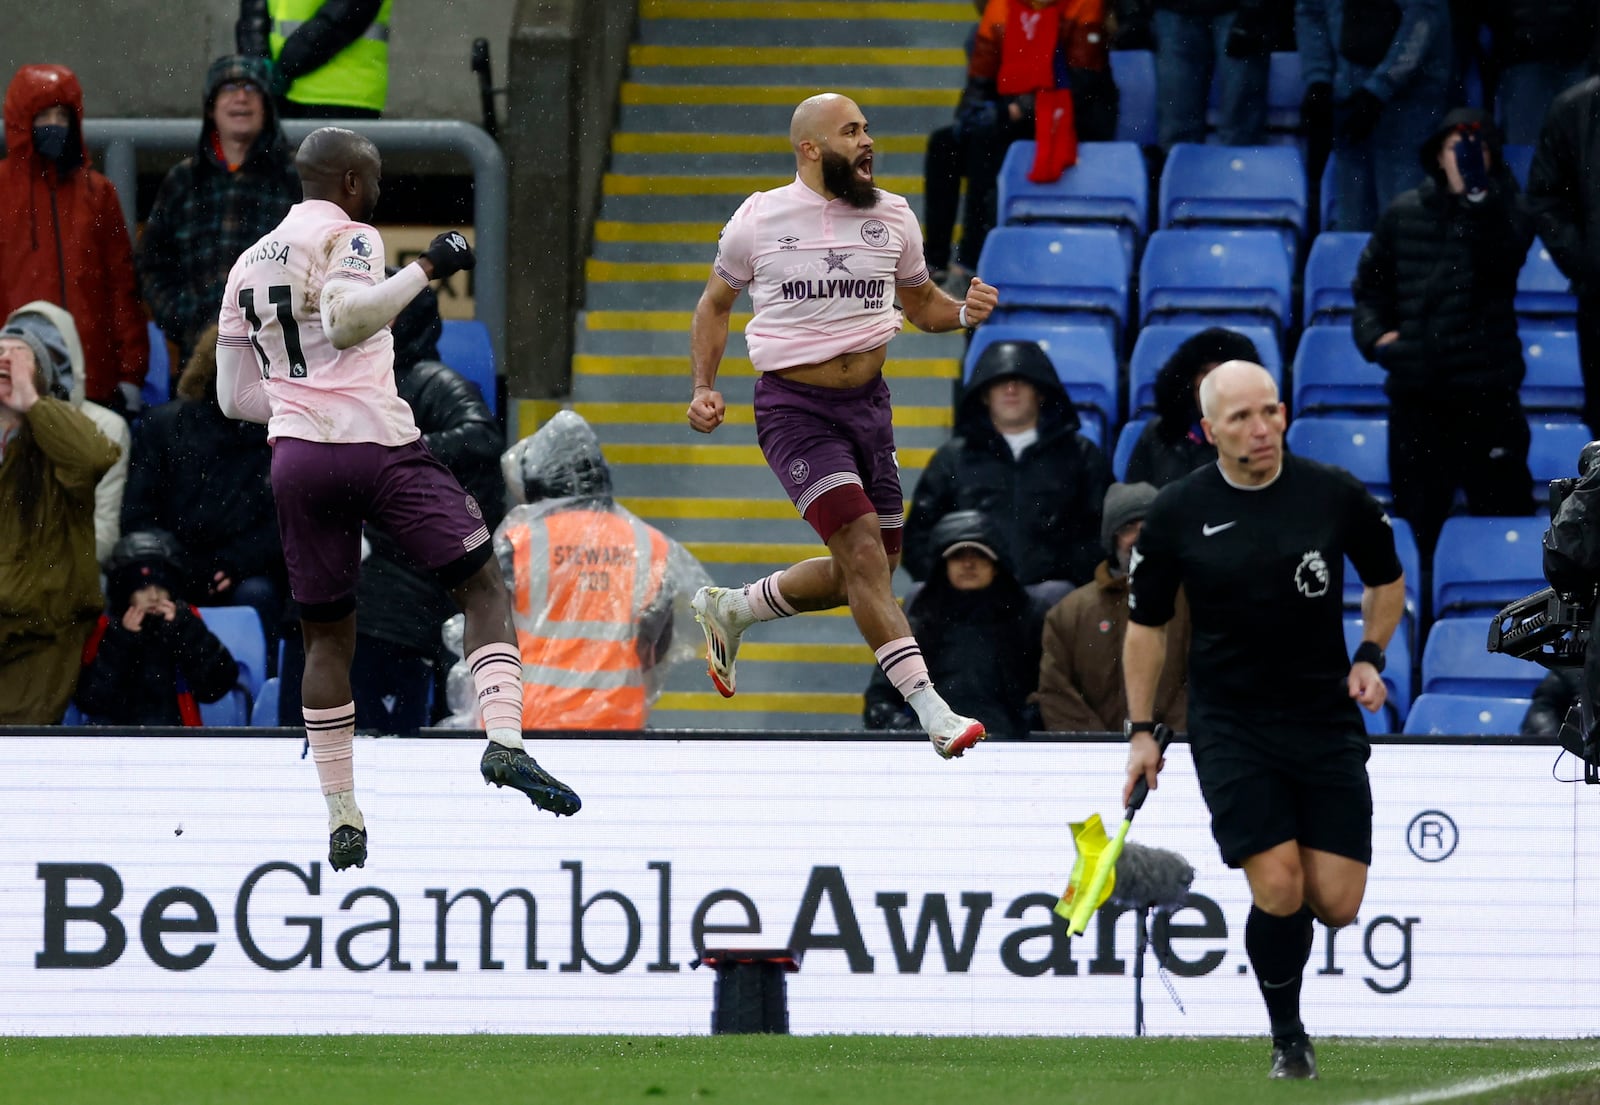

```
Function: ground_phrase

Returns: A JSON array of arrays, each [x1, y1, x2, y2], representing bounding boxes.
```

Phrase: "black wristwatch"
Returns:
[[1124, 719, 1157, 739], [1353, 640, 1386, 673]]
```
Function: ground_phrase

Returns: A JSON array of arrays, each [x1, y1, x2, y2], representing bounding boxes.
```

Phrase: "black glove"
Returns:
[[1339, 88, 1384, 144], [420, 230, 476, 281], [1301, 81, 1333, 139]]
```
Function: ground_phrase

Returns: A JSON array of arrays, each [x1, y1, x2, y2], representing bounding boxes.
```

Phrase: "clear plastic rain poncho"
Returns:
[[438, 411, 712, 730]]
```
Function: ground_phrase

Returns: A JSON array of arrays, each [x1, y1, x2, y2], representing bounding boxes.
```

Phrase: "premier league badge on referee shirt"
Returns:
[[1295, 550, 1330, 597]]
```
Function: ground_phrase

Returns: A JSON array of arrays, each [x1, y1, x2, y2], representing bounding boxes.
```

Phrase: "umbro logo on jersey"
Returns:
[[777, 235, 799, 250], [1201, 521, 1237, 536]]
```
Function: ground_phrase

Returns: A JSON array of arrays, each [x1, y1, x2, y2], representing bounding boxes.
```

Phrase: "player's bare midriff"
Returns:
[[773, 343, 888, 389]]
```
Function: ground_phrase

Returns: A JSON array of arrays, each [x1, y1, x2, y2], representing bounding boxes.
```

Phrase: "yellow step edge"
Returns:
[[571, 354, 959, 379], [653, 691, 863, 715], [586, 259, 708, 282], [738, 641, 876, 664], [584, 310, 939, 336], [603, 173, 922, 196], [687, 541, 855, 563], [612, 134, 928, 156], [520, 400, 951, 428], [619, 495, 907, 521], [602, 443, 934, 467], [629, 46, 966, 66], [594, 221, 724, 244], [621, 84, 958, 108], [642, 0, 977, 21]]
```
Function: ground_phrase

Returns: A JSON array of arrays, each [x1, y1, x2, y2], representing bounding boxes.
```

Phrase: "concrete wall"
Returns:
[[1, 0, 518, 122]]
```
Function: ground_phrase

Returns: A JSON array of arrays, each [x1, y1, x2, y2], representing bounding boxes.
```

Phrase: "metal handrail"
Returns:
[[81, 117, 506, 375]]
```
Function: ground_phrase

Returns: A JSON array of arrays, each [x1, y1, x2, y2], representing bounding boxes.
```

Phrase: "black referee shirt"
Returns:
[[1128, 455, 1403, 719]]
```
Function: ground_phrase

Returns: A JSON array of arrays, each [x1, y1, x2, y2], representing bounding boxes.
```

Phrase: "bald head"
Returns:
[[1198, 360, 1277, 422], [296, 126, 381, 221], [790, 93, 860, 153]]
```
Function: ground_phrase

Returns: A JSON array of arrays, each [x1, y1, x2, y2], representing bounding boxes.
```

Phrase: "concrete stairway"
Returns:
[[542, 0, 974, 730]]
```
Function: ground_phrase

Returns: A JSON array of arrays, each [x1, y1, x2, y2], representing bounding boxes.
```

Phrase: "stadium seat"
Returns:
[[252, 677, 281, 727], [1110, 50, 1157, 147], [1126, 322, 1282, 417], [978, 226, 1131, 347], [437, 319, 498, 415], [199, 690, 251, 727], [1138, 229, 1293, 335], [195, 605, 268, 697], [1343, 615, 1412, 729], [1520, 330, 1584, 417], [1343, 515, 1420, 648], [965, 322, 1119, 441], [1432, 515, 1546, 619], [1319, 152, 1337, 231], [143, 322, 171, 410], [1529, 419, 1593, 504], [1516, 243, 1577, 331], [996, 141, 1148, 264], [1420, 617, 1545, 697], [1285, 416, 1390, 503], [1291, 326, 1387, 415], [1265, 52, 1304, 135], [1158, 144, 1307, 254], [1501, 144, 1533, 189], [1403, 692, 1532, 736], [1302, 232, 1368, 327], [1112, 417, 1149, 481]]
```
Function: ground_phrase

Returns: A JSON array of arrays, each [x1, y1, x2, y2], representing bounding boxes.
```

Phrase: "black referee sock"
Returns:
[[1245, 904, 1315, 1042]]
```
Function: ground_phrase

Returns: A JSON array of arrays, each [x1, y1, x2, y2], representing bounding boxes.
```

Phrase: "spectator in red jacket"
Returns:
[[0, 64, 149, 417]]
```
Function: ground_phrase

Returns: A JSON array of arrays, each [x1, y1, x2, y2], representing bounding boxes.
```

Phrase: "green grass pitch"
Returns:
[[4, 1036, 1600, 1105]]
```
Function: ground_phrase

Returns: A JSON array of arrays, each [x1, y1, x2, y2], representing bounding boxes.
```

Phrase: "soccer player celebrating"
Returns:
[[215, 127, 579, 871], [1120, 361, 1405, 1079], [686, 93, 1000, 759]]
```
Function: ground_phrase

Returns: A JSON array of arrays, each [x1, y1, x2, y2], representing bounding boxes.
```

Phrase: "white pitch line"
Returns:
[[1350, 1060, 1600, 1105]]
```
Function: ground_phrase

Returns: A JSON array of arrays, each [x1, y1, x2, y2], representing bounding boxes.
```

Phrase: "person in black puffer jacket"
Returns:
[[1352, 107, 1536, 561], [904, 339, 1111, 593], [864, 510, 1048, 740], [1125, 326, 1262, 488], [75, 529, 240, 726]]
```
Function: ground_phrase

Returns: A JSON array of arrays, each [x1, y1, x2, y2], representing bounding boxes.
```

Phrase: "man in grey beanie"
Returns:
[[1034, 482, 1189, 733]]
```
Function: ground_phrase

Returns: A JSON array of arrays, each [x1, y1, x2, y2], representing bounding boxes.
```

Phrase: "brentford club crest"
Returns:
[[465, 495, 483, 520], [861, 220, 889, 247], [790, 459, 810, 484]]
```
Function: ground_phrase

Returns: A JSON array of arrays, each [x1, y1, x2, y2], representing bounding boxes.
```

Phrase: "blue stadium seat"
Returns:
[[1319, 152, 1337, 231], [1112, 417, 1149, 481], [1139, 229, 1293, 334], [143, 322, 171, 409], [978, 226, 1131, 347], [252, 677, 281, 727], [1343, 615, 1412, 730], [1111, 50, 1157, 147], [1343, 516, 1420, 650], [195, 605, 268, 697], [1402, 692, 1532, 736], [1516, 242, 1578, 331], [1520, 329, 1583, 417], [1291, 326, 1387, 415], [1266, 52, 1304, 135], [1158, 144, 1307, 254], [965, 322, 1120, 442], [200, 690, 251, 727], [1302, 232, 1368, 327], [437, 319, 498, 415], [1502, 144, 1533, 189], [1421, 617, 1545, 697], [1529, 419, 1593, 504], [1126, 322, 1282, 417], [1285, 416, 1390, 503], [996, 141, 1148, 264], [1431, 515, 1546, 618]]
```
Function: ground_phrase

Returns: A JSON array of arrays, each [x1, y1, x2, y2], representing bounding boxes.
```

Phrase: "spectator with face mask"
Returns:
[[0, 65, 149, 418]]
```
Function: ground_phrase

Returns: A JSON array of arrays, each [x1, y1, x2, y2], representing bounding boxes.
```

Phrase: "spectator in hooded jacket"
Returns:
[[1035, 481, 1190, 731], [864, 510, 1048, 740], [137, 55, 299, 371], [1527, 74, 1600, 432], [1124, 326, 1262, 488], [1297, 0, 1453, 232], [0, 64, 149, 417], [1352, 107, 1535, 561], [74, 530, 240, 727], [1485, 1, 1599, 146], [905, 340, 1111, 599], [121, 324, 284, 658], [4, 302, 130, 565], [0, 321, 121, 723]]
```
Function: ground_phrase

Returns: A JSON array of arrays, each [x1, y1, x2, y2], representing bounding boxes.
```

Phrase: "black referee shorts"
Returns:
[[1189, 711, 1373, 869]]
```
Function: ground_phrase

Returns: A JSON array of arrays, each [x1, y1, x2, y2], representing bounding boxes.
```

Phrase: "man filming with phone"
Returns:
[[1350, 108, 1536, 563]]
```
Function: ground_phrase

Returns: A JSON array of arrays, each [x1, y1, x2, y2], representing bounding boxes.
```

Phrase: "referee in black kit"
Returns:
[[1120, 361, 1406, 1080]]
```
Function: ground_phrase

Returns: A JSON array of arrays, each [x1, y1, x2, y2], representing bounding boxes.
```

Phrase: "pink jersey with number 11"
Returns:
[[713, 177, 930, 373], [217, 199, 420, 446]]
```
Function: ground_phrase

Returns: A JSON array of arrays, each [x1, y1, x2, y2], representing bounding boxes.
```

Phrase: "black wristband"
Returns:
[[1124, 719, 1157, 738], [1353, 640, 1386, 673]]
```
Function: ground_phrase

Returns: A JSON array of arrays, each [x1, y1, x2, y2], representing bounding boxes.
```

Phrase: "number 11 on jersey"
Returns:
[[238, 284, 308, 379]]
